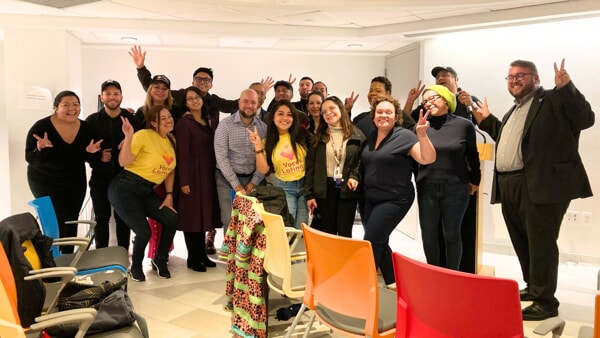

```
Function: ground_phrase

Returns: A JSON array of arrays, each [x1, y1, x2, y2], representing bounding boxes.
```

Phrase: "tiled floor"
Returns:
[[127, 226, 599, 338]]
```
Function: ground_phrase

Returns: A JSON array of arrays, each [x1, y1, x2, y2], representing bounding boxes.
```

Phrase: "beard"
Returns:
[[239, 109, 256, 120]]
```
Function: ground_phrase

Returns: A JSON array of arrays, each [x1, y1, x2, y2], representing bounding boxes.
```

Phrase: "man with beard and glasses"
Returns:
[[214, 89, 267, 229], [86, 80, 143, 249], [474, 59, 594, 321]]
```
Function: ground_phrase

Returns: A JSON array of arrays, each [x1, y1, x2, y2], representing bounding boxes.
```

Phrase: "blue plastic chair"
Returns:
[[28, 196, 129, 280]]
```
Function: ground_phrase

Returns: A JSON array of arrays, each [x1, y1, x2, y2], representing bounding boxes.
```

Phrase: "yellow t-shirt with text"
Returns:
[[125, 129, 176, 184], [271, 133, 306, 181]]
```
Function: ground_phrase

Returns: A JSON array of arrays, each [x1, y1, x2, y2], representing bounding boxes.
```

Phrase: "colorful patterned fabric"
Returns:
[[221, 193, 267, 338]]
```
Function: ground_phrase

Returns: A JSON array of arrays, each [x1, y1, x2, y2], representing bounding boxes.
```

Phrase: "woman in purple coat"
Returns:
[[175, 86, 221, 272]]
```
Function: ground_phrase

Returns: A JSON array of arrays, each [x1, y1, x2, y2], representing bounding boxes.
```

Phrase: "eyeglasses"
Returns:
[[505, 73, 533, 82], [186, 96, 202, 102], [420, 95, 441, 106], [194, 77, 212, 84]]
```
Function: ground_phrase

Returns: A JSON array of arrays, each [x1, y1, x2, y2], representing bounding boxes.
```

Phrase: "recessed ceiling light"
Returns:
[[121, 37, 138, 42], [348, 43, 362, 48]]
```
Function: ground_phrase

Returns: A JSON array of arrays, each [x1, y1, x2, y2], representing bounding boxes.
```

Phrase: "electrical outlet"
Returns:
[[564, 211, 580, 225], [582, 212, 593, 225]]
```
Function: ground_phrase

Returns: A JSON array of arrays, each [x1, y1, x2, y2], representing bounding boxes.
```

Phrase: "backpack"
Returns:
[[248, 185, 295, 228]]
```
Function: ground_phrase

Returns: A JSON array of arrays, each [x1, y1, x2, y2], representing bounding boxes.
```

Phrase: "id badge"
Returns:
[[333, 165, 343, 188]]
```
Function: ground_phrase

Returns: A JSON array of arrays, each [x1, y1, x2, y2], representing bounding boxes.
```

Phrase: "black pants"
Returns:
[[314, 178, 357, 238], [89, 172, 131, 249], [108, 171, 177, 267], [28, 171, 86, 254], [497, 172, 568, 311]]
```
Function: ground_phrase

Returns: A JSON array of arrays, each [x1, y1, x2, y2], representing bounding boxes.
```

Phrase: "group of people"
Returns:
[[25, 48, 594, 322]]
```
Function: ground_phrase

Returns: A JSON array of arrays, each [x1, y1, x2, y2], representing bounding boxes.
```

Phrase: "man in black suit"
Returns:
[[475, 59, 594, 321]]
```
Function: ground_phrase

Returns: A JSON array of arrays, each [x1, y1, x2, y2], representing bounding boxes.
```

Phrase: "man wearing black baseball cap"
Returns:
[[408, 66, 480, 122], [86, 80, 143, 250]]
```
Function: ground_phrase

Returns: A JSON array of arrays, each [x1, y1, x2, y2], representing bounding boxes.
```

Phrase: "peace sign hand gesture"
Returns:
[[554, 58, 571, 89], [86, 139, 104, 153], [33, 132, 53, 151], [415, 109, 431, 137]]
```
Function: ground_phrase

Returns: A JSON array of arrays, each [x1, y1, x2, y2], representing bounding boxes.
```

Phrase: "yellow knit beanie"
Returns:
[[426, 85, 457, 113]]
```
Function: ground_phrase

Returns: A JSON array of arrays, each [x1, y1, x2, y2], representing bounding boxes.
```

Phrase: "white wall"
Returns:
[[411, 16, 600, 261], [81, 46, 384, 119]]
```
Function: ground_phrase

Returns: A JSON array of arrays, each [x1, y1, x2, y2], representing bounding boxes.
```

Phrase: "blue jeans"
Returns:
[[215, 170, 253, 229], [417, 181, 470, 270], [108, 171, 177, 268], [272, 176, 307, 229]]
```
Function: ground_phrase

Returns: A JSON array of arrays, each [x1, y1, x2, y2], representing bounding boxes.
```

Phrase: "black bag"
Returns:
[[47, 278, 135, 337], [248, 185, 295, 228]]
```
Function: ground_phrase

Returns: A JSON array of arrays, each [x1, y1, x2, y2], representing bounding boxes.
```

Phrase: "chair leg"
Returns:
[[284, 303, 307, 338], [301, 312, 316, 338]]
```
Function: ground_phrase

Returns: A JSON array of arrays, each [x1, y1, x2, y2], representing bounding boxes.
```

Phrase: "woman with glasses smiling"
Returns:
[[303, 96, 366, 237], [174, 86, 220, 272], [416, 85, 480, 271]]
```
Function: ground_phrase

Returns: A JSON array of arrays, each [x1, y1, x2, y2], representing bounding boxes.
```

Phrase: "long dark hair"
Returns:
[[313, 96, 352, 147], [265, 100, 309, 171]]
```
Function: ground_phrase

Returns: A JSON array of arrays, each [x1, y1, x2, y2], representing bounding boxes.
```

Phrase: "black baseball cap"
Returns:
[[151, 75, 171, 89], [101, 79, 121, 92], [431, 66, 458, 77]]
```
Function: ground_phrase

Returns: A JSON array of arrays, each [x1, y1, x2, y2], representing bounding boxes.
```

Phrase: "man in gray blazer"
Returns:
[[474, 59, 594, 321]]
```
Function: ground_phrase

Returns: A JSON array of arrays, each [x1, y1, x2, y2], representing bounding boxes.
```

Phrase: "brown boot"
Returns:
[[205, 229, 217, 255]]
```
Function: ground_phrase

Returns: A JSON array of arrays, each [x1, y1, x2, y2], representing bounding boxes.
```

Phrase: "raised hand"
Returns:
[[246, 126, 262, 148], [86, 139, 103, 153], [261, 76, 274, 91], [407, 80, 425, 102], [121, 116, 134, 137], [288, 73, 297, 85], [128, 45, 146, 69], [473, 97, 491, 124], [344, 91, 359, 113], [415, 108, 431, 136], [554, 58, 571, 89], [33, 132, 53, 151]]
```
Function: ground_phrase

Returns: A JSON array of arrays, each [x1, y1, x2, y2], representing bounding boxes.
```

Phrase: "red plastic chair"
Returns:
[[392, 252, 565, 338]]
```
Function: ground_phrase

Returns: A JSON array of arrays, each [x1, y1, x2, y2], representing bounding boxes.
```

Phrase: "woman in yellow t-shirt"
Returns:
[[108, 105, 177, 282], [249, 100, 310, 229]]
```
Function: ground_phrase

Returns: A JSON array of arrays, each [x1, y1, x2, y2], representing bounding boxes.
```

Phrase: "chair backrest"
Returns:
[[302, 224, 394, 337], [260, 210, 304, 299], [392, 252, 523, 338], [28, 196, 60, 257], [261, 210, 290, 277], [0, 243, 21, 326]]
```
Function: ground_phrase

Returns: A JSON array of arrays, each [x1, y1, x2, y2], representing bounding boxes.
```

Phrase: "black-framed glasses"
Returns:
[[420, 95, 441, 106], [194, 76, 212, 84], [505, 73, 533, 82]]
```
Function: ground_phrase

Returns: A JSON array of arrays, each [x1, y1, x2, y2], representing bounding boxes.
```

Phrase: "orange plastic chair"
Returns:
[[578, 294, 600, 338], [301, 224, 396, 338], [392, 252, 565, 338]]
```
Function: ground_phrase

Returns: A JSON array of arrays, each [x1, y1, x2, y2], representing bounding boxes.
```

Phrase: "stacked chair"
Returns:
[[0, 212, 148, 337], [29, 196, 129, 284]]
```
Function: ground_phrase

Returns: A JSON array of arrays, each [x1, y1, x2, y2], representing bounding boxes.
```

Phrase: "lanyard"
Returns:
[[329, 133, 344, 166]]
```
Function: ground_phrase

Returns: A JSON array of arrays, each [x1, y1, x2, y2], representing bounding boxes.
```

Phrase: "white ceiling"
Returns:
[[1, 0, 599, 52]]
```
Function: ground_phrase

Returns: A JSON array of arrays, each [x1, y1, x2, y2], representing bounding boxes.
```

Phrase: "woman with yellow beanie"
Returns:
[[416, 85, 480, 271]]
